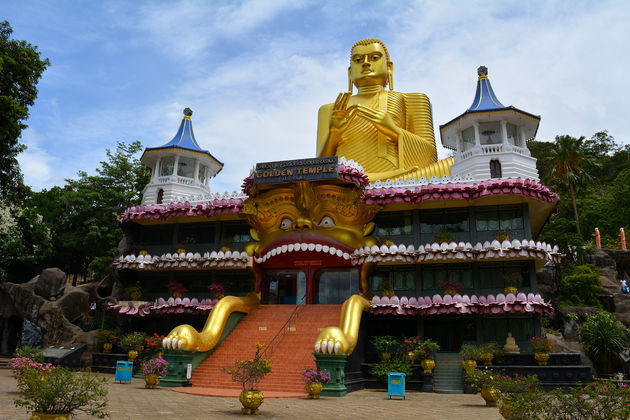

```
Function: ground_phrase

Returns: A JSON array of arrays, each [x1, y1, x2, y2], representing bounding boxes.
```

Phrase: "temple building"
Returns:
[[110, 40, 562, 395]]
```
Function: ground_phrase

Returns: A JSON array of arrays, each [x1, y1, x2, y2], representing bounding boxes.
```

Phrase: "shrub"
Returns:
[[530, 336, 557, 353], [302, 368, 331, 384], [580, 311, 629, 374], [9, 357, 54, 379], [13, 367, 109, 418], [509, 380, 630, 419], [140, 358, 168, 377], [14, 346, 44, 363], [465, 367, 502, 391], [97, 329, 117, 344], [460, 344, 481, 361], [370, 357, 414, 383], [222, 343, 271, 390], [118, 332, 147, 352], [371, 335, 399, 353], [557, 264, 602, 308]]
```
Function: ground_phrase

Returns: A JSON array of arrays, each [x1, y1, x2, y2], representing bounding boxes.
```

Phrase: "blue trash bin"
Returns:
[[115, 361, 133, 384], [388, 372, 406, 399]]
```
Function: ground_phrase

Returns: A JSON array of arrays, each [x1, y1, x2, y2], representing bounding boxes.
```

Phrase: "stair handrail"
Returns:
[[260, 295, 306, 360]]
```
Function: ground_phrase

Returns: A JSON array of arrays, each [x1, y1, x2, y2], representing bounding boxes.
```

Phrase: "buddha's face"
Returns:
[[350, 42, 389, 87]]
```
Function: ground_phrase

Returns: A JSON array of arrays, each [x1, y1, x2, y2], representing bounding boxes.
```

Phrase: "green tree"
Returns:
[[544, 135, 597, 235], [0, 21, 49, 200]]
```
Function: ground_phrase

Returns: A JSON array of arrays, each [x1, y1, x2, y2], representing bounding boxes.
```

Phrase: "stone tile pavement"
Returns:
[[0, 368, 502, 419]]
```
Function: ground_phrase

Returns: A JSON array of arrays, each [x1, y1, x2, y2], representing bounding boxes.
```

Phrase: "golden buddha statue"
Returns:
[[317, 38, 452, 182]]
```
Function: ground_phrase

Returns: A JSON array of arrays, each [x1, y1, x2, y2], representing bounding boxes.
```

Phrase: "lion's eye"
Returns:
[[319, 216, 335, 228], [280, 218, 292, 230]]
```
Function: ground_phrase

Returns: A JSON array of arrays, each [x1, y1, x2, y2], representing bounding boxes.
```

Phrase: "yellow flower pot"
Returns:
[[128, 350, 138, 362], [499, 398, 515, 419], [481, 386, 501, 407], [102, 342, 112, 353], [534, 352, 550, 366], [444, 288, 457, 296], [144, 374, 159, 389], [421, 358, 435, 374], [239, 389, 264, 415], [461, 359, 477, 374], [31, 414, 70, 420], [378, 351, 391, 362], [504, 286, 518, 295], [305, 381, 323, 399]]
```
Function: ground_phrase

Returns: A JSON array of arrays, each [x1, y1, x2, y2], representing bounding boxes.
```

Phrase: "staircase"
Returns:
[[190, 304, 341, 392], [433, 353, 464, 393]]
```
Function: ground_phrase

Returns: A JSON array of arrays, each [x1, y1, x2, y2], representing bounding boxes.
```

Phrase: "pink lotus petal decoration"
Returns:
[[368, 292, 553, 316]]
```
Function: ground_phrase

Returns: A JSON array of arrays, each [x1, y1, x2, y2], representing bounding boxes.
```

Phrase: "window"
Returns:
[[159, 156, 175, 176], [479, 122, 502, 145], [373, 212, 413, 240], [506, 123, 518, 146], [198, 164, 208, 184], [475, 207, 523, 232], [420, 209, 469, 238], [370, 266, 416, 295], [462, 127, 475, 151], [478, 261, 530, 290], [177, 157, 195, 178], [490, 159, 502, 178], [156, 189, 164, 204], [315, 269, 359, 304], [422, 264, 473, 293], [221, 222, 252, 247]]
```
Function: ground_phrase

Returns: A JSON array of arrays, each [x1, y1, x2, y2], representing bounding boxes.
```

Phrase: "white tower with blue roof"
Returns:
[[140, 108, 223, 205], [440, 66, 540, 182]]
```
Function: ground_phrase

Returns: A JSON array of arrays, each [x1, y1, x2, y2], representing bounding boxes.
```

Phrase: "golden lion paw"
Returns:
[[163, 324, 202, 351]]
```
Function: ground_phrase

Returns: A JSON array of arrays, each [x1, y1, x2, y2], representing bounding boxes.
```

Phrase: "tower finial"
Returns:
[[477, 66, 488, 77], [183, 107, 193, 117]]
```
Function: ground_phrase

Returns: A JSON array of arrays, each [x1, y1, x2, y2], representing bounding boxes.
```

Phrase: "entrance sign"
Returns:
[[254, 157, 338, 185]]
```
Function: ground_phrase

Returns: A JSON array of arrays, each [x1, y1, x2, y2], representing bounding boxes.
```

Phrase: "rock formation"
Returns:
[[0, 268, 111, 364]]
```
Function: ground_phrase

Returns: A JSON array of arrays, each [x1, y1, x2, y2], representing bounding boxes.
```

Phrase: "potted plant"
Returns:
[[439, 279, 463, 296], [13, 366, 109, 419], [97, 330, 117, 353], [376, 278, 395, 298], [460, 344, 480, 373], [371, 335, 399, 361], [497, 373, 540, 419], [124, 282, 142, 301], [301, 368, 331, 399], [417, 339, 440, 374], [403, 336, 420, 364], [465, 367, 502, 407], [140, 357, 168, 389], [9, 357, 54, 380], [434, 227, 457, 244], [144, 333, 165, 358], [503, 272, 522, 295], [479, 342, 503, 366], [119, 332, 147, 362], [208, 283, 225, 300], [167, 281, 189, 298], [222, 343, 271, 415], [530, 336, 556, 365]]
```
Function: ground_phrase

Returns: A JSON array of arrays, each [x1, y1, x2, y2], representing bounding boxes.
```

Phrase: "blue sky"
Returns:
[[4, 0, 630, 193]]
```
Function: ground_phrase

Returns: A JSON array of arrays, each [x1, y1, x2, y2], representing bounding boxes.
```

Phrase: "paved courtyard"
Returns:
[[0, 368, 502, 419]]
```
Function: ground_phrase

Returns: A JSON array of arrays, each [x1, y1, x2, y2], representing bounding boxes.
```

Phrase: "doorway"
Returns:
[[262, 270, 306, 304], [423, 317, 476, 352]]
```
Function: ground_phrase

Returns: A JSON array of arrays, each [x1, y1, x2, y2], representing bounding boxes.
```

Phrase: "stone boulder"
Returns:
[[613, 294, 630, 326], [34, 268, 67, 300], [0, 267, 108, 361], [584, 250, 617, 270]]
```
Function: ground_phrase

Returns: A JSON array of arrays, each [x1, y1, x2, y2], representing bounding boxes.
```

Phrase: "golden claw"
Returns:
[[313, 294, 370, 355], [163, 293, 260, 352]]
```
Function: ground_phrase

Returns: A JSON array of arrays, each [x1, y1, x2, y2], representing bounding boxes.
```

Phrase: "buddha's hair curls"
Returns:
[[350, 39, 390, 62]]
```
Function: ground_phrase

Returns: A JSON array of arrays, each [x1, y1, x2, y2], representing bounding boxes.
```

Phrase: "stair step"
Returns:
[[191, 305, 340, 392]]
